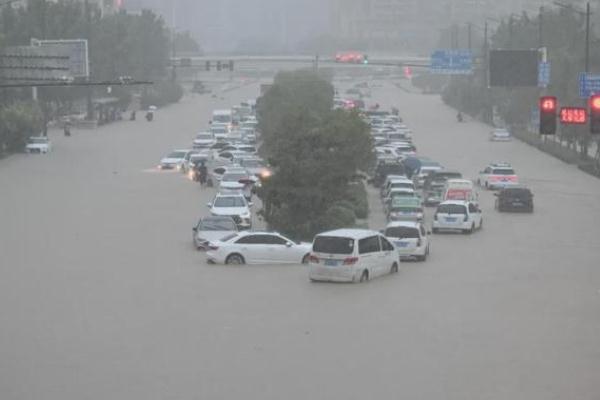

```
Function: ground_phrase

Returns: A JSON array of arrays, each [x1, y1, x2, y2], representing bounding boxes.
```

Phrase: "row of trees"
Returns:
[[0, 1, 195, 153], [256, 70, 374, 240], [440, 8, 600, 158]]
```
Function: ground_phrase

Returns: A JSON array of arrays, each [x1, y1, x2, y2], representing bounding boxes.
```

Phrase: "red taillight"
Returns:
[[343, 257, 359, 265], [309, 254, 319, 263]]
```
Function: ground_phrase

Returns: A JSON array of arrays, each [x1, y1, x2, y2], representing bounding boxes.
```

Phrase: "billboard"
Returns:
[[0, 46, 70, 82], [489, 50, 539, 87], [31, 39, 89, 78]]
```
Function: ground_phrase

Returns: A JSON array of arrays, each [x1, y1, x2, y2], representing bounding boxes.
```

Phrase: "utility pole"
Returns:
[[467, 22, 472, 50], [585, 1, 590, 73], [85, 0, 93, 121], [538, 6, 544, 48]]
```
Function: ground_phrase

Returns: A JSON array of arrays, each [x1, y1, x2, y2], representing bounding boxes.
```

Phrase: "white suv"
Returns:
[[432, 200, 483, 234], [478, 162, 518, 190], [207, 192, 253, 229], [308, 229, 399, 283], [384, 221, 430, 261], [25, 136, 52, 154]]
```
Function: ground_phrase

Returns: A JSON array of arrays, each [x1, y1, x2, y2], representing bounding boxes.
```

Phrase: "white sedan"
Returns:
[[25, 136, 52, 154], [206, 231, 312, 265]]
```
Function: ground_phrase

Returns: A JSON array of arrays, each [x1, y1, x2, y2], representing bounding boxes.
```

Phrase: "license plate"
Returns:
[[324, 259, 339, 266], [446, 217, 457, 222], [395, 241, 408, 248]]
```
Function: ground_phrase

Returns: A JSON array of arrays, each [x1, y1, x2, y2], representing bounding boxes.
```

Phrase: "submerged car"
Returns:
[[192, 216, 238, 250], [206, 231, 311, 265], [490, 128, 512, 141], [25, 136, 52, 154], [495, 186, 534, 212], [384, 221, 430, 261], [432, 200, 483, 234]]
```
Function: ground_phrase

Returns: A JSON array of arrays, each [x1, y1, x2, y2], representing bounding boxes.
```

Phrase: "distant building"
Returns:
[[330, 0, 547, 51]]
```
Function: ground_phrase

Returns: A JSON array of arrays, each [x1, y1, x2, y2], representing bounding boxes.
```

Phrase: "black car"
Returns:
[[495, 186, 534, 212], [372, 161, 406, 187]]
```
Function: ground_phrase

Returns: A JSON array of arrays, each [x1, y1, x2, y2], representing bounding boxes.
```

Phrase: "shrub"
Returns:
[[345, 181, 369, 219], [140, 80, 184, 109]]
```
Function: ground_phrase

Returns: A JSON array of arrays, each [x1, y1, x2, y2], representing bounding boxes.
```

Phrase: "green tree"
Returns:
[[0, 102, 43, 153], [257, 71, 373, 240]]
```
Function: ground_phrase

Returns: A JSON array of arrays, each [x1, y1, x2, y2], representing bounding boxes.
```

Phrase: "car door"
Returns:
[[233, 234, 263, 264], [262, 234, 291, 263], [467, 202, 481, 226], [379, 236, 396, 273], [358, 236, 381, 277]]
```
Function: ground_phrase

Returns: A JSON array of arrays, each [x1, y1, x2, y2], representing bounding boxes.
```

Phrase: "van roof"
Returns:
[[315, 229, 381, 239]]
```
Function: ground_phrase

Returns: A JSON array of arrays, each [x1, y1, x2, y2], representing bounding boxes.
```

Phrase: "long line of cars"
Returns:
[[306, 96, 537, 283], [183, 83, 536, 284]]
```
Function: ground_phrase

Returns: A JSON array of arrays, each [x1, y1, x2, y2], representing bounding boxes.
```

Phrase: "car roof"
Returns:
[[385, 221, 421, 228], [439, 200, 470, 206], [316, 228, 382, 239], [446, 179, 473, 185]]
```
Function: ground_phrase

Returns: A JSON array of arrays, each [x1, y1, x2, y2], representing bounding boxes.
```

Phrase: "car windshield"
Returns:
[[504, 188, 531, 197], [213, 115, 231, 123], [168, 151, 187, 158], [492, 168, 515, 175], [198, 219, 236, 231], [385, 227, 420, 238], [222, 173, 247, 182], [437, 204, 467, 214], [313, 236, 354, 254], [214, 196, 246, 207], [212, 127, 227, 134], [243, 160, 263, 168], [196, 134, 212, 140], [390, 207, 422, 213]]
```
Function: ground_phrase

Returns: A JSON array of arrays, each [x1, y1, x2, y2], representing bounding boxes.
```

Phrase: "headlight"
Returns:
[[241, 212, 251, 219]]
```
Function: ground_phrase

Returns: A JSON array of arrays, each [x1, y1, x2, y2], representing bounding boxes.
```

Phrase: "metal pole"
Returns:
[[85, 0, 93, 121], [585, 1, 590, 73], [539, 6, 543, 48], [468, 23, 472, 50]]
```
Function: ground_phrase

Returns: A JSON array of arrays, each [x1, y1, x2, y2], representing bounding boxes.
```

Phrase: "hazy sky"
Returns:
[[125, 0, 330, 52]]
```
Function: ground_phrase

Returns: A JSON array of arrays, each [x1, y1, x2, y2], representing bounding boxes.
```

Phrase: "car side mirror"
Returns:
[[248, 202, 254, 207], [379, 229, 385, 234], [207, 202, 212, 208], [427, 231, 432, 235], [286, 242, 293, 248], [192, 227, 197, 232]]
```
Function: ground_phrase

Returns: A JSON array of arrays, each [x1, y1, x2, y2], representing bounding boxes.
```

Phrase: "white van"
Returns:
[[309, 229, 399, 283], [442, 179, 478, 202]]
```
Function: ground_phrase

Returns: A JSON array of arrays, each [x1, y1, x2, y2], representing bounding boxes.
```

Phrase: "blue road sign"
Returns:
[[538, 62, 550, 88], [579, 73, 600, 98], [430, 49, 473, 75]]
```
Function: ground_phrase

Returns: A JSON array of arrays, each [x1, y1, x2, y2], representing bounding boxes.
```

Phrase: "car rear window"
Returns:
[[492, 168, 515, 175], [313, 236, 354, 255], [437, 204, 467, 214], [385, 227, 420, 238]]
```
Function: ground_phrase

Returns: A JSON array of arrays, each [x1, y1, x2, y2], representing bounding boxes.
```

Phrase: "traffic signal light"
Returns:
[[589, 95, 600, 134], [205, 61, 210, 71], [539, 96, 557, 135], [217, 61, 222, 71], [229, 60, 234, 71]]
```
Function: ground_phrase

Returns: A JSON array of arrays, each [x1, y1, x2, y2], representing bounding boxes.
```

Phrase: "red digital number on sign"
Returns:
[[559, 107, 587, 124]]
